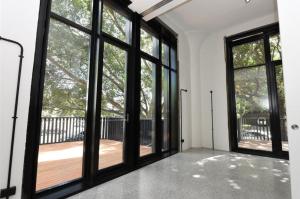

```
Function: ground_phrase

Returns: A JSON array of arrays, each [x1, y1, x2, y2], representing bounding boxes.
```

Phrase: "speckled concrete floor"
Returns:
[[69, 149, 291, 199]]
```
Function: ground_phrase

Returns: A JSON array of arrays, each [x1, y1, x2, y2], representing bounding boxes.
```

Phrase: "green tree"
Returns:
[[42, 1, 155, 118], [233, 36, 285, 118]]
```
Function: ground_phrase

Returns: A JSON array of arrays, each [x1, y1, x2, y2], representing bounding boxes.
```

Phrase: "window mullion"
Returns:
[[83, 0, 101, 185]]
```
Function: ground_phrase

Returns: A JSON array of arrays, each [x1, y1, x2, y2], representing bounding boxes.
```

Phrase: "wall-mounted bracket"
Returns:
[[0, 187, 16, 198]]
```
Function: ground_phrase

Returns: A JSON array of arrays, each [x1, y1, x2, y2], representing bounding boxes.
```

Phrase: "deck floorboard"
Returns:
[[238, 140, 288, 152], [36, 140, 151, 191]]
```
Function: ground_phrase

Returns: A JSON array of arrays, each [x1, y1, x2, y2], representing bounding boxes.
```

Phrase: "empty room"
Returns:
[[1, 0, 300, 199]]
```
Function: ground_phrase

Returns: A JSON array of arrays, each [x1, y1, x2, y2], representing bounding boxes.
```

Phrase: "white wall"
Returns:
[[161, 12, 279, 151], [185, 31, 207, 148], [277, 1, 300, 198], [199, 13, 279, 151], [0, 1, 40, 198], [160, 15, 193, 150], [187, 13, 279, 151]]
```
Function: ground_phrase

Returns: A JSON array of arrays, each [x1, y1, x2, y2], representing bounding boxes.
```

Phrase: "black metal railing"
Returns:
[[40, 117, 85, 144], [237, 116, 288, 142], [40, 117, 154, 146]]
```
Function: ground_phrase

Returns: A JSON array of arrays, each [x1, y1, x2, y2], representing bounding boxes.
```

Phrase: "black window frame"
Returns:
[[138, 19, 163, 161], [95, 0, 133, 173], [225, 22, 289, 160], [22, 0, 179, 198]]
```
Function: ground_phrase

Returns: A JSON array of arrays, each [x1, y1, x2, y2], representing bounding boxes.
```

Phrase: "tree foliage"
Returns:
[[140, 59, 155, 119], [51, 0, 92, 28], [42, 20, 89, 117], [234, 66, 269, 117], [42, 1, 155, 118], [233, 36, 285, 118]]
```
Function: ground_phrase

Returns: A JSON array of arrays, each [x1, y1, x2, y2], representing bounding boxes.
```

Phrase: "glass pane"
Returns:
[[51, 0, 92, 28], [171, 48, 177, 70], [102, 4, 132, 44], [170, 71, 179, 150], [270, 34, 282, 61], [99, 43, 127, 169], [234, 66, 272, 152], [162, 43, 170, 66], [37, 19, 90, 191], [233, 40, 265, 68], [140, 59, 156, 157], [140, 28, 159, 58], [275, 65, 288, 151], [162, 68, 170, 151]]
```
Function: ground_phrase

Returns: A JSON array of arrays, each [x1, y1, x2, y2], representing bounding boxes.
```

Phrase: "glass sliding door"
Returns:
[[227, 24, 288, 158], [36, 19, 90, 191]]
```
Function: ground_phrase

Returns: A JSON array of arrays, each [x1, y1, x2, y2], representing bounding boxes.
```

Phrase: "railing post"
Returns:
[[237, 118, 241, 142]]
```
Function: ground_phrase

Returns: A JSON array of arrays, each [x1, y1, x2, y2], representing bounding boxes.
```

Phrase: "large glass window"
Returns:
[[36, 19, 90, 191], [233, 39, 274, 152], [171, 48, 177, 70], [227, 25, 288, 157], [140, 28, 159, 58], [140, 59, 156, 157], [270, 35, 288, 151], [270, 34, 282, 61], [234, 66, 272, 151], [162, 68, 170, 151], [162, 43, 170, 66], [98, 42, 127, 169], [51, 0, 92, 28], [275, 65, 288, 151], [233, 40, 265, 69], [102, 4, 132, 44], [170, 71, 179, 150], [26, 0, 179, 197], [170, 48, 178, 150]]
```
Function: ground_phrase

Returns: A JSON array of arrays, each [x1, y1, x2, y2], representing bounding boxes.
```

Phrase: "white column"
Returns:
[[277, 1, 300, 198]]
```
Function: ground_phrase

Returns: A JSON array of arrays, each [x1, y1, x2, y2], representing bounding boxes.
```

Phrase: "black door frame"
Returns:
[[22, 0, 179, 199], [226, 23, 289, 160]]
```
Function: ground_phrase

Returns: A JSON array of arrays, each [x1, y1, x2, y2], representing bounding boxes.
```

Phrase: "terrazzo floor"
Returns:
[[69, 149, 291, 199]]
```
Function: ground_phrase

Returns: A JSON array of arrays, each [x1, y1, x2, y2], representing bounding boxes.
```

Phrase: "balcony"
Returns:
[[237, 116, 288, 152], [36, 117, 152, 191]]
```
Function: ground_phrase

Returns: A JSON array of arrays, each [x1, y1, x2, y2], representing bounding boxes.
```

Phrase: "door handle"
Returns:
[[291, 124, 299, 130]]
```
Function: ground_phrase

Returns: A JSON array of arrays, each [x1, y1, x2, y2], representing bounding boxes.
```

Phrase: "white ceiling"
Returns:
[[162, 0, 278, 32]]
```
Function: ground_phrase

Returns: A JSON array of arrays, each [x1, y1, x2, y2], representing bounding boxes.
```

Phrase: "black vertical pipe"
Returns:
[[180, 91, 183, 152], [0, 36, 24, 199], [179, 89, 187, 152], [210, 90, 215, 151]]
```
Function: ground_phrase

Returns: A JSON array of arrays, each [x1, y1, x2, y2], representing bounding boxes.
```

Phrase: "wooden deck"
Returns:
[[36, 140, 151, 191], [238, 140, 288, 152]]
